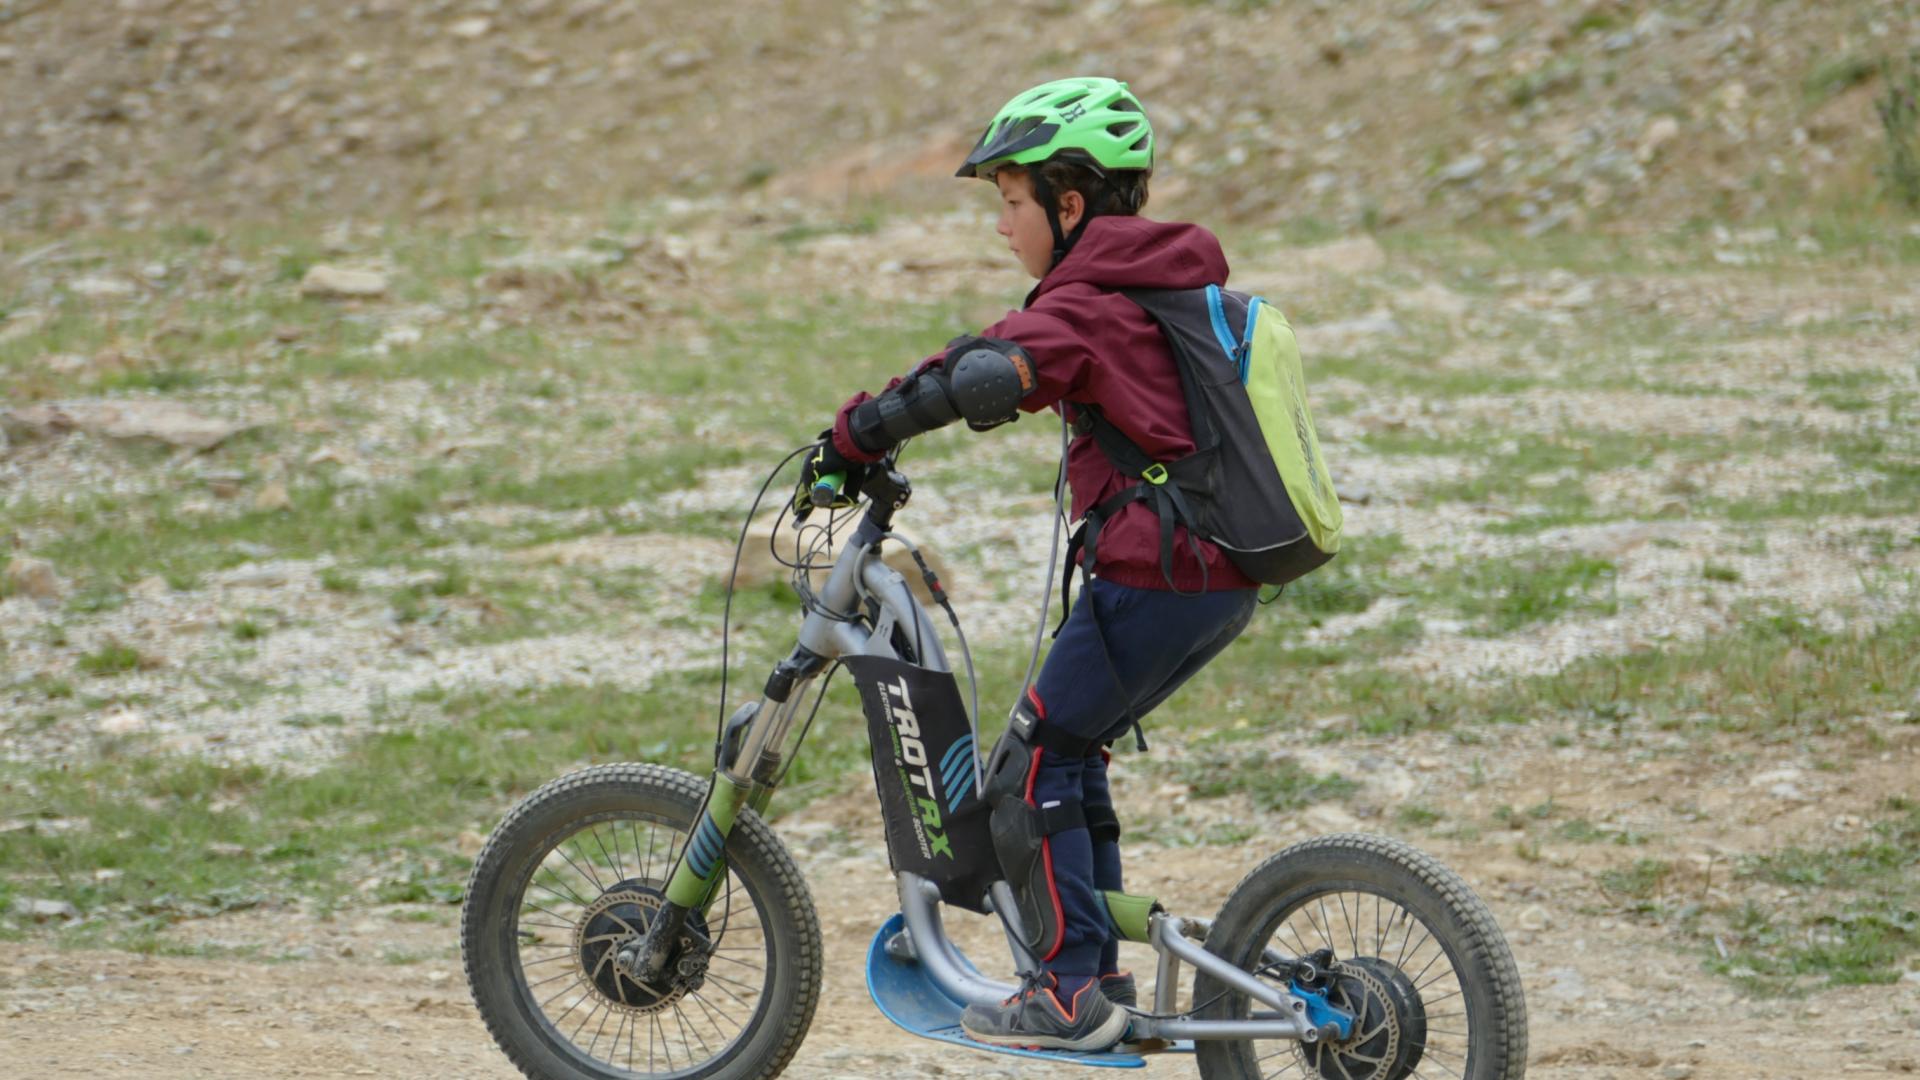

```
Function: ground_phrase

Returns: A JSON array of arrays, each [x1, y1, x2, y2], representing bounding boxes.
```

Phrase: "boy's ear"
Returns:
[[1057, 189, 1085, 231]]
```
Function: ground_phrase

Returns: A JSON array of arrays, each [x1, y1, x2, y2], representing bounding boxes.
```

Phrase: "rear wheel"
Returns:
[[1194, 833, 1527, 1080], [462, 763, 821, 1080]]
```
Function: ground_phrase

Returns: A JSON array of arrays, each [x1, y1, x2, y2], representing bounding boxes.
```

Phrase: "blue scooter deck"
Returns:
[[865, 913, 1190, 1069]]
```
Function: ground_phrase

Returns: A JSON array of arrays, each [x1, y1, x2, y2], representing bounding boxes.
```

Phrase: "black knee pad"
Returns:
[[984, 697, 1087, 961]]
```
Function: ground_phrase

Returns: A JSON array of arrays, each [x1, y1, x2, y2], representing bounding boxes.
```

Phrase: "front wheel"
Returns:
[[1194, 833, 1527, 1080], [461, 763, 822, 1080]]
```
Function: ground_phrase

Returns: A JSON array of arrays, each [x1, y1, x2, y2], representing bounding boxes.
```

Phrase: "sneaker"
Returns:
[[1098, 972, 1137, 1009], [960, 972, 1129, 1052]]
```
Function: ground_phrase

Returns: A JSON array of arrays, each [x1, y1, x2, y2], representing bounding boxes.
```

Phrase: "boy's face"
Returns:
[[994, 168, 1079, 280]]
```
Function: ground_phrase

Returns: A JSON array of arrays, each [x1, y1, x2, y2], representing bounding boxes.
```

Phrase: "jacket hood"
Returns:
[[1030, 216, 1230, 299]]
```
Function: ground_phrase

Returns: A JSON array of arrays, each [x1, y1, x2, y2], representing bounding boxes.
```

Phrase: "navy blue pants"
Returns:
[[1027, 578, 1257, 977]]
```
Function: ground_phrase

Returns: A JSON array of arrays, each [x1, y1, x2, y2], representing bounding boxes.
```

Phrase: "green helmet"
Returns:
[[955, 77, 1154, 180]]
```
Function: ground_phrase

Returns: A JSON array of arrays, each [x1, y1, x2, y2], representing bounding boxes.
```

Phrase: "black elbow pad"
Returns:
[[945, 336, 1036, 431]]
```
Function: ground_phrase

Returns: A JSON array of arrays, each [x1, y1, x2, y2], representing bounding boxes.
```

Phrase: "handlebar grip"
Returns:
[[809, 471, 846, 508]]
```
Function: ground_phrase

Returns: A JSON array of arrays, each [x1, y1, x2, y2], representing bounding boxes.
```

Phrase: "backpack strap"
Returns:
[[1068, 403, 1212, 599]]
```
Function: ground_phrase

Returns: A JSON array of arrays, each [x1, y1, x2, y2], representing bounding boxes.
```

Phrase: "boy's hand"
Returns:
[[791, 433, 870, 523]]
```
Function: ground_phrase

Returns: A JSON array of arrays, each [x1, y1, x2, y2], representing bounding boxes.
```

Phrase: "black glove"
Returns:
[[791, 432, 872, 524]]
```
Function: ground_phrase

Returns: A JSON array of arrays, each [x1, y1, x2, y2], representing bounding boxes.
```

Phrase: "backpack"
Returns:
[[1066, 284, 1343, 594]]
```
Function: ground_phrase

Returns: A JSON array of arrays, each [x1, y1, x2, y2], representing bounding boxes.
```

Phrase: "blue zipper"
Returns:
[[1238, 297, 1262, 383]]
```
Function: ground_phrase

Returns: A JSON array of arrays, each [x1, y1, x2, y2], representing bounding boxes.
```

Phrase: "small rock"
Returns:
[[1290, 235, 1388, 276], [225, 567, 289, 589], [1305, 311, 1405, 346], [12, 898, 78, 922], [130, 575, 171, 600], [21, 400, 250, 451], [448, 16, 492, 38], [1661, 1065, 1694, 1080], [306, 445, 354, 467], [1638, 116, 1681, 163], [67, 275, 137, 298], [1542, 965, 1589, 1003], [254, 482, 292, 512], [0, 308, 47, 343], [93, 869, 123, 883], [96, 703, 146, 734], [0, 404, 77, 444], [207, 843, 249, 859], [1396, 282, 1469, 318], [1337, 486, 1372, 506], [1517, 904, 1552, 931], [298, 265, 389, 300], [660, 49, 709, 74], [1555, 281, 1597, 309], [1437, 153, 1487, 183], [5, 556, 64, 602], [1303, 804, 1362, 833]]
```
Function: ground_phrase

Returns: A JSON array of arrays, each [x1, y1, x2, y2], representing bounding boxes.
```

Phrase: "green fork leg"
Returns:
[[664, 771, 754, 912]]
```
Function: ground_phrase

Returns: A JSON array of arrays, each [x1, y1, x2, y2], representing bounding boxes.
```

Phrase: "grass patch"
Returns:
[[1711, 432, 1919, 519], [1804, 54, 1881, 103], [76, 643, 143, 676], [1175, 751, 1359, 811], [1175, 607, 1919, 743], [1554, 818, 1651, 845], [1444, 552, 1618, 633], [1597, 857, 1672, 906], [0, 667, 889, 938], [1396, 804, 1443, 828], [1705, 798, 1920, 992], [1878, 51, 1920, 210]]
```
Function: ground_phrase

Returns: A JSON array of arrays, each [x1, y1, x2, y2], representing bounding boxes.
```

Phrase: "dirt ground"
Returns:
[[6, 716, 1917, 1080]]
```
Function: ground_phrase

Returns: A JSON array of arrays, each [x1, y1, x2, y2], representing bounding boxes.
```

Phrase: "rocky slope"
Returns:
[[1, 0, 1913, 231]]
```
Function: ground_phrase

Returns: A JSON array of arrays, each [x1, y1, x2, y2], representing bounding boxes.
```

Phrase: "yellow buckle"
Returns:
[[1142, 463, 1169, 485]]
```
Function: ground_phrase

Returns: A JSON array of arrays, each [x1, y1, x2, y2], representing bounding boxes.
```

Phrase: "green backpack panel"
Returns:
[[1071, 285, 1342, 590]]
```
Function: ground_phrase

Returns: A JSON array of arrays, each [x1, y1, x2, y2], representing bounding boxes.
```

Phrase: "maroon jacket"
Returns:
[[834, 216, 1257, 593]]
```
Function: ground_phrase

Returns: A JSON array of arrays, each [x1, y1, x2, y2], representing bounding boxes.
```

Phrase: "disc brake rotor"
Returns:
[[1304, 960, 1402, 1080]]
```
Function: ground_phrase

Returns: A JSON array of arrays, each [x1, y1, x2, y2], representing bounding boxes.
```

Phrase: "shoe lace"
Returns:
[[1003, 968, 1049, 1006]]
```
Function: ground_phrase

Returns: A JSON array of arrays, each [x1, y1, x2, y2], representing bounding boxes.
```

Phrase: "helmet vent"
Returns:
[[1130, 135, 1149, 152], [1003, 116, 1043, 141]]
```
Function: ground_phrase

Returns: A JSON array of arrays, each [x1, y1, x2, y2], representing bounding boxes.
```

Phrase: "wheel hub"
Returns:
[[1344, 955, 1428, 1079], [571, 879, 710, 1015]]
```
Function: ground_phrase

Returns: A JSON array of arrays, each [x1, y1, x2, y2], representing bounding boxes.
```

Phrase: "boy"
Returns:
[[796, 77, 1259, 1051]]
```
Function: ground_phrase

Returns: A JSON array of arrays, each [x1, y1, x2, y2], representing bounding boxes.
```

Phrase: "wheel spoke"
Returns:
[[590, 826, 626, 886], [573, 996, 608, 1048], [527, 969, 582, 994], [689, 987, 741, 1032], [530, 874, 589, 908], [552, 842, 606, 897]]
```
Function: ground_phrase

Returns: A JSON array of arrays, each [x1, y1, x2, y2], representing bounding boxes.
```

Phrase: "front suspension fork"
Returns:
[[622, 647, 825, 981]]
